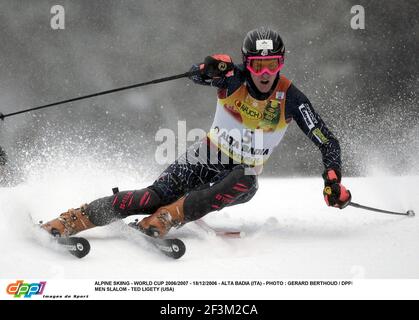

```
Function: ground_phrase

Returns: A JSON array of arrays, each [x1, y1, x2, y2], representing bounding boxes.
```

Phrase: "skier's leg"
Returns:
[[184, 165, 258, 221], [41, 139, 227, 237], [40, 159, 201, 236], [88, 147, 215, 226], [138, 165, 258, 237], [40, 187, 166, 236]]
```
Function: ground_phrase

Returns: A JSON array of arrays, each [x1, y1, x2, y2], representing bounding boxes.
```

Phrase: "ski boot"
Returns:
[[41, 205, 96, 237], [132, 197, 186, 238]]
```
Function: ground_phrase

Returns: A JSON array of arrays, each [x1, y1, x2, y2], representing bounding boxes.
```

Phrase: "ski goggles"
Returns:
[[246, 55, 284, 76]]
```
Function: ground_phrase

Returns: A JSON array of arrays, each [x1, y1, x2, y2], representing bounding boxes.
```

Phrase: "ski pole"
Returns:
[[348, 202, 415, 217], [0, 70, 200, 121]]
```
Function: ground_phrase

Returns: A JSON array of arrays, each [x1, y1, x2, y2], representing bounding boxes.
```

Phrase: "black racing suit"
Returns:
[[86, 64, 341, 226]]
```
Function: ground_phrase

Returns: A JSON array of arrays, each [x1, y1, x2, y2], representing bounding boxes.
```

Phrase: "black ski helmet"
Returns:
[[242, 27, 285, 64]]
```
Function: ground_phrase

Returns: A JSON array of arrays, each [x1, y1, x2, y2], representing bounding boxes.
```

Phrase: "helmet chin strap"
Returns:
[[246, 71, 280, 100]]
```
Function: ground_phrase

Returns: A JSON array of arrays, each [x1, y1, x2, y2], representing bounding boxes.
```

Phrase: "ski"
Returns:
[[127, 222, 186, 259], [55, 236, 91, 259], [144, 236, 186, 260], [110, 187, 185, 259], [194, 219, 244, 238]]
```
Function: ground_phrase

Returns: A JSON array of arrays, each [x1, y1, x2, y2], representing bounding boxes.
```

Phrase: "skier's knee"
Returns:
[[231, 164, 258, 191], [231, 167, 258, 204], [238, 175, 258, 202], [183, 165, 258, 222]]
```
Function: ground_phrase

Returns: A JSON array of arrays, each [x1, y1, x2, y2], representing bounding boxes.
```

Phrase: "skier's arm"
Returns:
[[287, 84, 341, 171], [287, 84, 351, 208]]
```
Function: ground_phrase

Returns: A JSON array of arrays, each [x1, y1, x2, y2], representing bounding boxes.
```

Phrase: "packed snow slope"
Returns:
[[0, 161, 418, 279]]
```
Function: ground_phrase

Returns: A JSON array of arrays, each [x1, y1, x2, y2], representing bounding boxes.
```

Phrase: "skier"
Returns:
[[41, 27, 351, 239]]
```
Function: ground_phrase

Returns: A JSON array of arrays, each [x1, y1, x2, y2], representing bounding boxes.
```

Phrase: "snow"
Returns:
[[0, 162, 418, 279]]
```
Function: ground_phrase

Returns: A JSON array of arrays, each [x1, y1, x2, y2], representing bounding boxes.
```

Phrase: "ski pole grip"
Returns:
[[0, 112, 4, 121], [112, 187, 119, 195]]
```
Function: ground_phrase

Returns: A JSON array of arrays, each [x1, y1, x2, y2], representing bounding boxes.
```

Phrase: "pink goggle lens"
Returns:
[[246, 55, 284, 75]]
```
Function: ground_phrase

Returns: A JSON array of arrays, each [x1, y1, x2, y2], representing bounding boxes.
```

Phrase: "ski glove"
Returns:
[[322, 169, 351, 209], [200, 54, 234, 79]]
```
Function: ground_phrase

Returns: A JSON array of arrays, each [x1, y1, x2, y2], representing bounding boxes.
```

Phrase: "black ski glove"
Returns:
[[200, 54, 234, 78], [323, 169, 351, 209]]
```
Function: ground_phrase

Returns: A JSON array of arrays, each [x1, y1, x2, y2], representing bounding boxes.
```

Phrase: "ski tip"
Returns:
[[57, 237, 91, 259], [406, 210, 415, 217], [169, 239, 186, 259], [78, 238, 91, 258]]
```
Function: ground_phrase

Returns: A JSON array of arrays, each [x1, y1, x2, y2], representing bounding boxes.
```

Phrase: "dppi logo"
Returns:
[[6, 280, 46, 298]]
